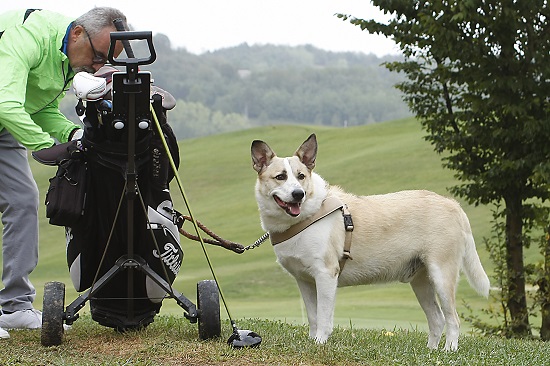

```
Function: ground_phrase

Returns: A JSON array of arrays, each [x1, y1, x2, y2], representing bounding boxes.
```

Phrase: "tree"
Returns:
[[338, 0, 550, 337]]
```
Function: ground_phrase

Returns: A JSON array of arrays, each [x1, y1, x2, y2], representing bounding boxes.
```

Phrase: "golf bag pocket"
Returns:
[[46, 158, 88, 226], [144, 203, 183, 303]]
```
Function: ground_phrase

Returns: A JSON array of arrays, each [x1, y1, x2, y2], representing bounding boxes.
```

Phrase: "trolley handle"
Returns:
[[107, 31, 156, 66]]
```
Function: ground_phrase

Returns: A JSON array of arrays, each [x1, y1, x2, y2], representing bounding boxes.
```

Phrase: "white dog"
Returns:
[[251, 134, 490, 351]]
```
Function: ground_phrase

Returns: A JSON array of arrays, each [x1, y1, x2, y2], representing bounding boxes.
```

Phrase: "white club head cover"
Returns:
[[73, 72, 107, 101]]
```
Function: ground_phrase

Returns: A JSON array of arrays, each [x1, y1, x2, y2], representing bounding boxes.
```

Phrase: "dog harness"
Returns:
[[269, 196, 354, 272]]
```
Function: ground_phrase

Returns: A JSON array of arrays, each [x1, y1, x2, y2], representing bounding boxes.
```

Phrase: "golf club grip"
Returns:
[[113, 18, 135, 58]]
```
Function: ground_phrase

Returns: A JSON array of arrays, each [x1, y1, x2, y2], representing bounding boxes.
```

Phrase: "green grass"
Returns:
[[1, 315, 548, 365], [0, 118, 513, 362]]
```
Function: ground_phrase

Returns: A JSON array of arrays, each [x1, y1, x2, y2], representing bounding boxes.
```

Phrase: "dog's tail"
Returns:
[[461, 214, 491, 297]]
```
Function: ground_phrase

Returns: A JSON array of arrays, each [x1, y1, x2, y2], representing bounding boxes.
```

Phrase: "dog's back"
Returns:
[[326, 188, 488, 290]]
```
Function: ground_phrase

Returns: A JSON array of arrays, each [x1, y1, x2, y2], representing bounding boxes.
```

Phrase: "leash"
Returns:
[[243, 232, 270, 251], [175, 213, 269, 253], [149, 107, 347, 263], [151, 110, 352, 272]]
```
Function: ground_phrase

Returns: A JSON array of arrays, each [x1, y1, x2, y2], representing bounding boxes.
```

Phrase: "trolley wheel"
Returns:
[[41, 281, 66, 347], [197, 280, 221, 340]]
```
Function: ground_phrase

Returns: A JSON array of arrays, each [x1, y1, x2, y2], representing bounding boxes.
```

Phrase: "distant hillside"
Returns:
[[61, 35, 411, 139]]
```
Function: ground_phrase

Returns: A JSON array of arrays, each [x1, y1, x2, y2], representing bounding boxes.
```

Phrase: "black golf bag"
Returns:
[[33, 64, 182, 330], [68, 89, 182, 330]]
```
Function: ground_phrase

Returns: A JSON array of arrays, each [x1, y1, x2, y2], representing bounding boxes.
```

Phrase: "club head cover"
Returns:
[[227, 329, 262, 348]]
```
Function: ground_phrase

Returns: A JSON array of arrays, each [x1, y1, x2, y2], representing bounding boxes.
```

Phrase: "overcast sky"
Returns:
[[1, 1, 399, 57]]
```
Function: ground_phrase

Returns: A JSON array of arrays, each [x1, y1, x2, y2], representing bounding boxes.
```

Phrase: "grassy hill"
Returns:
[[8, 118, 495, 334]]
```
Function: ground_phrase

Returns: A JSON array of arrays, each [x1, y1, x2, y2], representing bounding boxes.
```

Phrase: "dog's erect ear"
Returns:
[[251, 140, 276, 174], [295, 134, 317, 170]]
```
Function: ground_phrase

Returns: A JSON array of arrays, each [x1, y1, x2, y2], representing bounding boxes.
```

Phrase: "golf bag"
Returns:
[[74, 85, 181, 330], [35, 68, 182, 330]]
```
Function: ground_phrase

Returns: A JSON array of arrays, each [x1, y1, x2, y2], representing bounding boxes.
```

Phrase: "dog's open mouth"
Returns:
[[273, 195, 301, 217]]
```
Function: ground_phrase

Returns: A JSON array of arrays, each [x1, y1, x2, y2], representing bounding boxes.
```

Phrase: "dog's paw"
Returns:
[[314, 335, 329, 344], [443, 340, 458, 352]]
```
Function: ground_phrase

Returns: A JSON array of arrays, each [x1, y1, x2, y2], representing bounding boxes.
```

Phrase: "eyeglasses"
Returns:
[[82, 27, 108, 65]]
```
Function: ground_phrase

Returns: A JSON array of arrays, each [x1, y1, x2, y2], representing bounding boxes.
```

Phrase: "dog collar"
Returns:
[[269, 196, 354, 270]]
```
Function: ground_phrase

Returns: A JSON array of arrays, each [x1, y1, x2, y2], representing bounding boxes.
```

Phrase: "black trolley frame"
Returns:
[[41, 31, 220, 346]]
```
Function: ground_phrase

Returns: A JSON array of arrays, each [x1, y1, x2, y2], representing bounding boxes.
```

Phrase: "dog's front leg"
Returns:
[[296, 280, 318, 338], [313, 272, 338, 343]]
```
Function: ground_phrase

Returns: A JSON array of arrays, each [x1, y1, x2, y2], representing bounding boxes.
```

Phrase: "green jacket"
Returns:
[[0, 9, 79, 150]]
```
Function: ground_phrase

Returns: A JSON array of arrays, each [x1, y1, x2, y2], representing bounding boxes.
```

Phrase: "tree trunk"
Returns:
[[505, 195, 531, 336], [540, 226, 550, 341]]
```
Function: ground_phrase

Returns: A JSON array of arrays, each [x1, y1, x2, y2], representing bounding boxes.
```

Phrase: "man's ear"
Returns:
[[71, 24, 84, 41]]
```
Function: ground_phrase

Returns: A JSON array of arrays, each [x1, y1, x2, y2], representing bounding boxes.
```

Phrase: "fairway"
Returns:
[[4, 119, 494, 333]]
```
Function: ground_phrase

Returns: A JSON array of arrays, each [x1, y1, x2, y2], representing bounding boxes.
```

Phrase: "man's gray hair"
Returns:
[[74, 7, 128, 37]]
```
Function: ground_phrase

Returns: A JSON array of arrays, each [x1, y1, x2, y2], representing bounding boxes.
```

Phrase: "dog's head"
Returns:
[[251, 134, 318, 220]]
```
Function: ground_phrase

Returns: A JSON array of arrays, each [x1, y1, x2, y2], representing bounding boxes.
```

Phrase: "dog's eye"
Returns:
[[297, 173, 306, 180], [275, 173, 287, 181]]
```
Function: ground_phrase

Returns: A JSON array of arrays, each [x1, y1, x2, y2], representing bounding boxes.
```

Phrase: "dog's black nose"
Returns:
[[292, 190, 305, 201]]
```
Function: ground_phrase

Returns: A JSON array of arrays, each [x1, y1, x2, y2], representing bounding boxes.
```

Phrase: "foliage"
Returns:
[[166, 99, 252, 139], [339, 0, 550, 338], [60, 41, 411, 139]]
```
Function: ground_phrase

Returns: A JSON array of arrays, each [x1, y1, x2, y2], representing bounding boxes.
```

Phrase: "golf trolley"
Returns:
[[36, 31, 222, 347]]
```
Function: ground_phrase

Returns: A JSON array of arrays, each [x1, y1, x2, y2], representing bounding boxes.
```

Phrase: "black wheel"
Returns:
[[41, 281, 65, 347], [197, 280, 221, 340]]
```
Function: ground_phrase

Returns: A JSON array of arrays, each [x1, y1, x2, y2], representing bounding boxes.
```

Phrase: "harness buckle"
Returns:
[[343, 214, 354, 231], [343, 249, 353, 260]]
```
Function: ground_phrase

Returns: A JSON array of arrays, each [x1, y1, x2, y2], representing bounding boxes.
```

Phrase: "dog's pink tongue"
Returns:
[[288, 203, 301, 216]]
